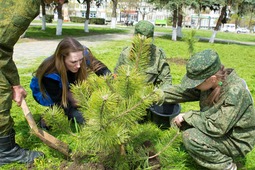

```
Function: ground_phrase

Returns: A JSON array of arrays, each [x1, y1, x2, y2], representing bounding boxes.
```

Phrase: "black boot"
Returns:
[[0, 130, 44, 166]]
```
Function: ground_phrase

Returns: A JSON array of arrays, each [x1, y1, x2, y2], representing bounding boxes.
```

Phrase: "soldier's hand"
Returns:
[[153, 88, 165, 105], [12, 85, 27, 106], [173, 113, 185, 127]]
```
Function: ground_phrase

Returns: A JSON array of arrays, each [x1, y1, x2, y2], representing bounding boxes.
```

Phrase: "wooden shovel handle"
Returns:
[[21, 99, 71, 157], [21, 99, 39, 131]]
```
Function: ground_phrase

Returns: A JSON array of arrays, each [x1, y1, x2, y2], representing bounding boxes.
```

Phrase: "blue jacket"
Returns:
[[30, 73, 61, 106]]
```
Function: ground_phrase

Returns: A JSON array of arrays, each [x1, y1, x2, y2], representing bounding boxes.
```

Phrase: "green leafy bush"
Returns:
[[90, 18, 105, 25], [69, 16, 85, 23], [70, 17, 105, 25], [45, 15, 53, 23]]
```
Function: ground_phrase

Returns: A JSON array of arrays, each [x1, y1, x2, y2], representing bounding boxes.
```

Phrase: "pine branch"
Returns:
[[149, 130, 180, 159], [183, 29, 198, 56], [99, 96, 107, 130], [104, 75, 115, 93], [43, 106, 75, 136], [125, 66, 131, 101], [129, 35, 151, 72], [106, 91, 156, 125]]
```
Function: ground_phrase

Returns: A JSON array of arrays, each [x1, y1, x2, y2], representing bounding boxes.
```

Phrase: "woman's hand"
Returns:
[[12, 85, 27, 106], [173, 113, 185, 127]]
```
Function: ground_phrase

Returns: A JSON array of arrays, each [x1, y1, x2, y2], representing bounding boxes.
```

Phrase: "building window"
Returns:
[[82, 12, 85, 18], [90, 13, 96, 18]]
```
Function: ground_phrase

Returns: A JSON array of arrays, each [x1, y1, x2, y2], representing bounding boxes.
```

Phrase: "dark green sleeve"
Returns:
[[114, 47, 130, 73], [156, 48, 172, 90], [0, 0, 40, 85], [163, 85, 200, 104]]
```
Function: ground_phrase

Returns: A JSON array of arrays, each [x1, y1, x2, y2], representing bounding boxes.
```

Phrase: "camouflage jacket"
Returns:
[[163, 69, 255, 156], [114, 44, 172, 89], [0, 1, 40, 86]]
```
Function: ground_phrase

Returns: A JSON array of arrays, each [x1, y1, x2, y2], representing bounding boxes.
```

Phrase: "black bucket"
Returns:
[[148, 103, 181, 129]]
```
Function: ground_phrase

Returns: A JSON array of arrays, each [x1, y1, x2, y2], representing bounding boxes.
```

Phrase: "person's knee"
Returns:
[[182, 128, 198, 151]]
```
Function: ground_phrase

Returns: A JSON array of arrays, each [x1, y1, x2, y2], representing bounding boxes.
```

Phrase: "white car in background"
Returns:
[[236, 27, 250, 33]]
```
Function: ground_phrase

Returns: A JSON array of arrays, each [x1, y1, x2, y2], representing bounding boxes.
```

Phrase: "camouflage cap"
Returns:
[[181, 49, 221, 89], [134, 20, 154, 38]]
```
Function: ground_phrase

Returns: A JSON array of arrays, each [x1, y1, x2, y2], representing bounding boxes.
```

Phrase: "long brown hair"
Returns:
[[35, 37, 108, 107], [206, 65, 228, 106], [35, 37, 88, 107], [85, 48, 108, 73]]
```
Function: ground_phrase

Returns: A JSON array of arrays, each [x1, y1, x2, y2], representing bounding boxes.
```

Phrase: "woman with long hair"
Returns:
[[31, 37, 111, 125]]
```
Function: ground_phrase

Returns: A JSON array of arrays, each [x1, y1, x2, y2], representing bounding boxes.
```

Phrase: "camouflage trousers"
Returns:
[[182, 128, 240, 170], [0, 0, 40, 136], [0, 71, 14, 136]]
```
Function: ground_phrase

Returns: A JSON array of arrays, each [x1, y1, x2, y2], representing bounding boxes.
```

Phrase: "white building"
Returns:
[[60, 0, 170, 24]]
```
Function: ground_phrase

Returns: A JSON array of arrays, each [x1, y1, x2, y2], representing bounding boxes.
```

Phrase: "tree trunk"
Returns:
[[41, 0, 46, 31], [172, 8, 177, 41], [84, 19, 89, 32], [209, 5, 227, 43], [209, 30, 217, 43], [177, 5, 183, 38], [196, 4, 201, 30], [84, 0, 91, 32], [120, 144, 126, 155], [248, 8, 254, 30], [111, 0, 118, 28], [56, 3, 63, 35], [142, 13, 145, 20]]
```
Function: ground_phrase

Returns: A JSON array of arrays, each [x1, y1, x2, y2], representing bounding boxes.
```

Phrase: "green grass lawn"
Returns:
[[155, 26, 255, 43], [23, 25, 130, 40], [2, 23, 255, 169]]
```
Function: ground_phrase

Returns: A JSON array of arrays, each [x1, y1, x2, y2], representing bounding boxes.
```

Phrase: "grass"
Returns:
[[155, 26, 255, 43], [25, 20, 255, 43], [2, 23, 255, 169], [23, 25, 129, 40]]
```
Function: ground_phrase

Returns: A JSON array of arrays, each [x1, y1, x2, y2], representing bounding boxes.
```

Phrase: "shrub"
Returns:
[[70, 16, 105, 25], [45, 15, 54, 23], [90, 18, 105, 25], [70, 16, 85, 23]]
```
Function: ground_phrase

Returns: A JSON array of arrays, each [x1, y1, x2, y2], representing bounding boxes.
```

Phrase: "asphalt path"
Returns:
[[13, 24, 255, 68], [13, 33, 131, 68]]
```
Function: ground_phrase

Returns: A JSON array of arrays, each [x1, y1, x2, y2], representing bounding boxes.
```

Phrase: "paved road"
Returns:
[[13, 33, 131, 68]]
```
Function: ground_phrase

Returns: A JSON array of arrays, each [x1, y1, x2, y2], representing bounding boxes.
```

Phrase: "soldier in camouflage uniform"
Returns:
[[0, 0, 63, 166], [160, 49, 255, 170], [114, 20, 175, 126], [114, 20, 172, 89]]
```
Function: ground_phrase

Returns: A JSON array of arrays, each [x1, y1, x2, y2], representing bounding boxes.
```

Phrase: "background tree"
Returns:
[[111, 0, 118, 28], [147, 0, 178, 40], [235, 0, 255, 30], [41, 0, 92, 34], [56, 2, 64, 35], [84, 0, 92, 32], [176, 0, 195, 38], [209, 0, 231, 43], [41, 0, 47, 31], [247, 0, 255, 30]]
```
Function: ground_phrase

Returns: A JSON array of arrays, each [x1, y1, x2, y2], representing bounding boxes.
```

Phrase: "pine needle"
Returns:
[[129, 35, 152, 72]]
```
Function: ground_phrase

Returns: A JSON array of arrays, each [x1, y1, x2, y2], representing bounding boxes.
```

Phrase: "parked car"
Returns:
[[222, 24, 236, 32], [124, 20, 134, 26], [236, 27, 250, 33]]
